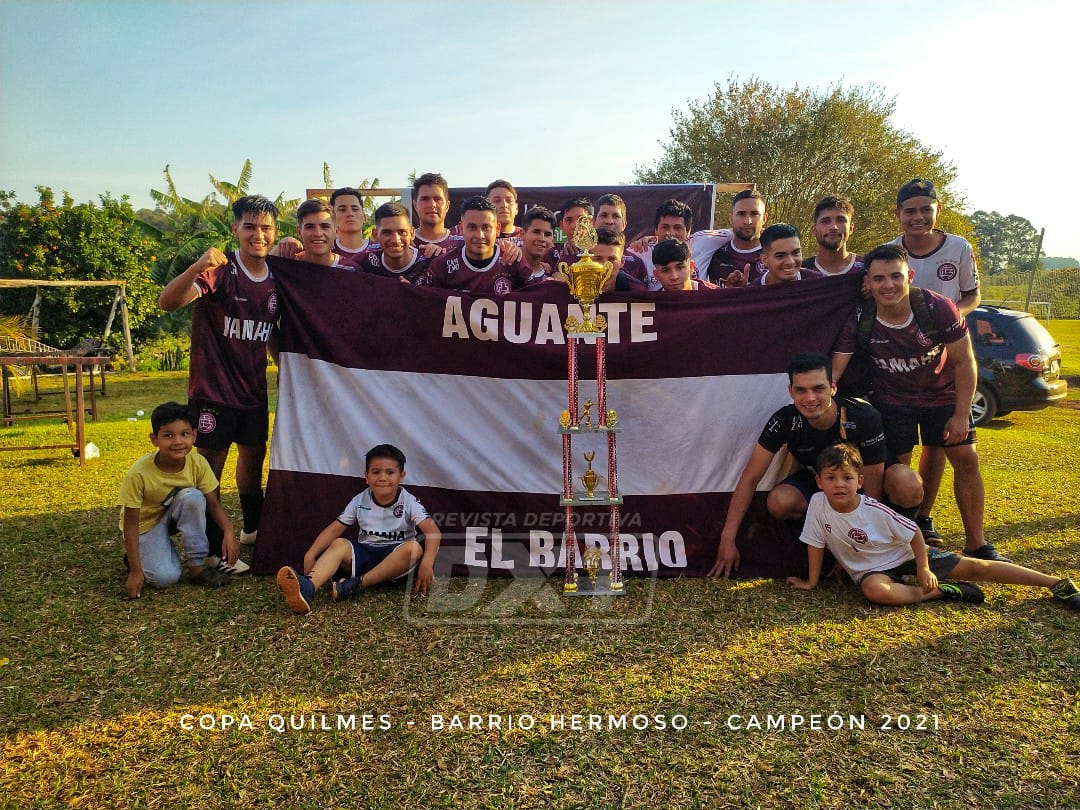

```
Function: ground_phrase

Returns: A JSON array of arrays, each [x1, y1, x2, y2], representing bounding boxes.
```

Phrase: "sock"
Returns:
[[205, 507, 224, 557], [239, 490, 264, 533], [888, 503, 918, 520]]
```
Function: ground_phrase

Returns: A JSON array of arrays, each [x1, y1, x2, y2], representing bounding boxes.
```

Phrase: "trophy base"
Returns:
[[562, 577, 627, 597]]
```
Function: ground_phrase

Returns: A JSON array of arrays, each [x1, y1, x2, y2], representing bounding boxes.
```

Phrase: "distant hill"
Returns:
[[1041, 257, 1078, 270]]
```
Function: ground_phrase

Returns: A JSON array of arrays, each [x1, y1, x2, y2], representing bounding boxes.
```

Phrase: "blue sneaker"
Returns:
[[276, 566, 315, 614], [332, 576, 361, 602]]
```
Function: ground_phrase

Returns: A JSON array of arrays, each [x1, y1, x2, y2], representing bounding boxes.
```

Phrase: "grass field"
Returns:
[[2, 330, 1079, 809]]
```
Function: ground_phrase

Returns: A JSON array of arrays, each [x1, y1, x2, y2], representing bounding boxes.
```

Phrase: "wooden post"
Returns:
[[119, 283, 136, 371], [75, 361, 86, 465]]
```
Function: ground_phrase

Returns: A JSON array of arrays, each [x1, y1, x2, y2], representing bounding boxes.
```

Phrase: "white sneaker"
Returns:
[[206, 555, 251, 575], [239, 530, 258, 546]]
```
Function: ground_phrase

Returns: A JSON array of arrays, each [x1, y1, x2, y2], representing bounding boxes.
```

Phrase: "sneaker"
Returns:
[[206, 554, 251, 575], [191, 565, 230, 588], [963, 543, 1010, 562], [239, 530, 258, 546], [332, 576, 361, 602], [277, 566, 315, 614], [937, 581, 985, 604], [1050, 578, 1080, 611], [915, 515, 943, 547]]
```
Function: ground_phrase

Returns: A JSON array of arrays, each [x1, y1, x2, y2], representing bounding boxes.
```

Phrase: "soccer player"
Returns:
[[889, 178, 982, 545], [626, 199, 698, 290], [544, 196, 594, 269], [520, 207, 557, 279], [412, 172, 462, 252], [594, 192, 649, 285], [756, 224, 820, 285], [697, 189, 769, 286], [804, 195, 864, 277], [550, 227, 646, 292], [418, 196, 530, 295], [652, 239, 717, 291], [354, 201, 430, 283], [708, 352, 922, 578], [831, 244, 1006, 561], [271, 198, 346, 266], [330, 187, 371, 261], [158, 195, 281, 570], [487, 179, 523, 242]]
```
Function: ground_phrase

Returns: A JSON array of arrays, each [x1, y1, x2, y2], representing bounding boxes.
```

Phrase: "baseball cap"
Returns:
[[897, 179, 938, 207]]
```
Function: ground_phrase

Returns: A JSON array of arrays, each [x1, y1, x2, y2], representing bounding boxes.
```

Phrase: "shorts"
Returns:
[[875, 402, 975, 456], [864, 547, 962, 584], [345, 539, 421, 579], [190, 399, 269, 451], [778, 460, 899, 502]]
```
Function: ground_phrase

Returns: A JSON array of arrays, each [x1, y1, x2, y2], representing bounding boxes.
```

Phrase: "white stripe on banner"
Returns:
[[272, 352, 793, 495]]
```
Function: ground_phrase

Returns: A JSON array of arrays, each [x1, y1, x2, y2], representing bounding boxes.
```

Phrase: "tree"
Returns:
[[970, 210, 1041, 274], [635, 76, 975, 252], [137, 160, 300, 287], [0, 187, 160, 350]]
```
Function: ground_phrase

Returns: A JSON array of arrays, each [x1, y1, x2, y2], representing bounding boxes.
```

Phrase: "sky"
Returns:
[[2, 0, 1079, 258]]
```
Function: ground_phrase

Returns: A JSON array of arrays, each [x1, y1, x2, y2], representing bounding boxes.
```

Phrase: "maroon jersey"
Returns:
[[621, 252, 649, 286], [544, 243, 580, 272], [450, 224, 524, 246], [189, 251, 277, 409], [355, 246, 430, 283], [333, 237, 372, 261], [417, 245, 530, 296], [834, 288, 969, 407], [414, 231, 464, 252], [802, 254, 864, 277], [704, 239, 764, 284]]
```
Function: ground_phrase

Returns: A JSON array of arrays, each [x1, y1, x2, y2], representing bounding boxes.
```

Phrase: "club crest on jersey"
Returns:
[[847, 527, 869, 545], [916, 330, 935, 348], [198, 412, 217, 434], [937, 262, 958, 281], [393, 504, 404, 518], [493, 275, 512, 295], [267, 292, 279, 316], [824, 522, 832, 534]]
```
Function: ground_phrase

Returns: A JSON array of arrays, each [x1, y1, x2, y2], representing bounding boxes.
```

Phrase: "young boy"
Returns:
[[276, 444, 442, 615], [788, 444, 1080, 611], [118, 402, 235, 597], [652, 239, 716, 291]]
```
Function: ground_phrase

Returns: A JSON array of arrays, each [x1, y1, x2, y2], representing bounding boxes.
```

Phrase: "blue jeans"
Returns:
[[139, 488, 209, 587]]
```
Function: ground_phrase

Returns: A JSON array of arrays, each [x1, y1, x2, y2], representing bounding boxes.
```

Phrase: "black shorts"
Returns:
[[866, 548, 962, 584], [190, 400, 269, 451], [876, 403, 975, 456]]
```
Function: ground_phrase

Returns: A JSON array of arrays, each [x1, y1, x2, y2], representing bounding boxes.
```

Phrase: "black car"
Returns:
[[967, 306, 1067, 426]]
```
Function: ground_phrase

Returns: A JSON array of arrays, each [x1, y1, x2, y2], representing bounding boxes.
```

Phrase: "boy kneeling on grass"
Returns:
[[118, 402, 237, 597], [787, 443, 1080, 612], [276, 444, 441, 615]]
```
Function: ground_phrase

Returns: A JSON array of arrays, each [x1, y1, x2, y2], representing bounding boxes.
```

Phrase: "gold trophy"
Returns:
[[559, 215, 613, 333], [582, 547, 602, 588], [581, 451, 600, 497]]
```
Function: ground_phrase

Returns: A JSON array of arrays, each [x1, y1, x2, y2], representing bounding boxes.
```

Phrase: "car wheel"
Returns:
[[971, 383, 998, 426]]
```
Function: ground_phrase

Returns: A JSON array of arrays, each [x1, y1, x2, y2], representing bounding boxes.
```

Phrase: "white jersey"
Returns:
[[627, 228, 731, 290], [890, 232, 978, 304], [800, 492, 917, 580], [336, 486, 430, 547]]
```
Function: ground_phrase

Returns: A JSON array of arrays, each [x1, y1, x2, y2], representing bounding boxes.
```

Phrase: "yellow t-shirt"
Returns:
[[117, 451, 219, 535]]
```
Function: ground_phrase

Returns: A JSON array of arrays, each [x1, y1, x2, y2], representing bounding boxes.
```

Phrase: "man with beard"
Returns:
[[803, 196, 864, 277]]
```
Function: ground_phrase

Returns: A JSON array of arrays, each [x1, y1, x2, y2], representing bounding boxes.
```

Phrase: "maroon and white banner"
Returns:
[[253, 260, 862, 578]]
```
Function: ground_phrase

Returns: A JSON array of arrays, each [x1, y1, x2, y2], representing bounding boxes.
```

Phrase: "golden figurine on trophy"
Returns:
[[581, 451, 600, 498], [559, 215, 613, 333]]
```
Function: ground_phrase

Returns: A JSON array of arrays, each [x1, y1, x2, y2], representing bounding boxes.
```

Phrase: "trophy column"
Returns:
[[557, 214, 625, 597]]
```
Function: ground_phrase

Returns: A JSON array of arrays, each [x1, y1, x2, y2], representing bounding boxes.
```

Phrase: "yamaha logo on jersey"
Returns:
[[937, 262, 958, 281], [267, 291, 279, 316], [847, 527, 869, 545], [393, 504, 404, 518], [198, 412, 217, 434], [493, 276, 512, 295]]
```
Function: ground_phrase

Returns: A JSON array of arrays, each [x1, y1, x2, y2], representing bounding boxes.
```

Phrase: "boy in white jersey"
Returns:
[[276, 444, 442, 614], [788, 444, 1080, 611]]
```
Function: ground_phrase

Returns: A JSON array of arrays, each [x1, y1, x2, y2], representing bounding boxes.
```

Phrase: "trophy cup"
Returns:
[[557, 214, 625, 596]]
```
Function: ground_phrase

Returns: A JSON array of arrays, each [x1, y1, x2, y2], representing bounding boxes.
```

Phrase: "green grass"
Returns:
[[2, 364, 1079, 809]]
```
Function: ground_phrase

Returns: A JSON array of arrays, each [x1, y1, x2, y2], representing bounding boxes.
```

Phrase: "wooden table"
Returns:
[[0, 354, 110, 465]]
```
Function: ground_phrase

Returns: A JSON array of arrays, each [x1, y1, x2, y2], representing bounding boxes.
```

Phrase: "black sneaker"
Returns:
[[964, 543, 1010, 562], [915, 515, 943, 547], [1050, 578, 1080, 611], [938, 581, 984, 604], [191, 566, 230, 588]]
